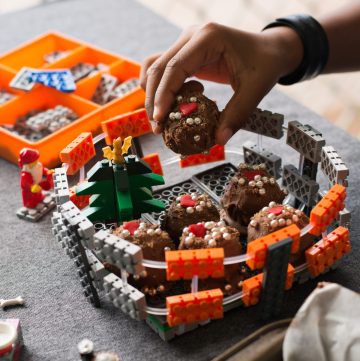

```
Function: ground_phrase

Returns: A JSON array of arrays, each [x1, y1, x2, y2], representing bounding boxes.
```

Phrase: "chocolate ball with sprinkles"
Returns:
[[220, 163, 286, 234], [247, 202, 315, 265], [161, 193, 220, 241], [162, 80, 220, 156], [112, 220, 175, 296], [179, 221, 244, 295]]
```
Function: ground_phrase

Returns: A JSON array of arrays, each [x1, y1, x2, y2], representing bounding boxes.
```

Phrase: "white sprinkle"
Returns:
[[176, 95, 183, 102], [262, 177, 268, 183], [176, 203, 182, 208], [206, 202, 212, 208], [183, 227, 189, 233], [249, 181, 256, 187], [205, 221, 215, 229], [212, 231, 220, 238], [295, 210, 302, 216], [190, 96, 197, 102], [194, 135, 200, 142], [164, 246, 171, 251], [239, 163, 247, 169], [253, 165, 259, 170], [220, 227, 227, 233], [286, 219, 292, 226], [270, 220, 278, 228], [176, 196, 181, 202], [259, 188, 266, 195], [185, 237, 193, 246], [199, 201, 205, 207], [256, 181, 263, 188], [250, 220, 257, 227], [269, 201, 276, 207], [254, 175, 262, 181], [270, 178, 276, 184], [191, 195, 198, 200], [147, 229, 155, 236], [189, 233, 195, 238], [155, 228, 162, 235], [134, 230, 140, 237], [175, 112, 182, 120], [196, 205, 203, 212], [217, 220, 226, 227], [262, 206, 269, 212], [278, 218, 286, 226], [259, 163, 266, 169], [223, 232, 231, 240], [194, 117, 201, 124], [169, 112, 176, 120], [292, 215, 299, 222], [186, 118, 194, 125], [208, 239, 217, 247], [268, 213, 275, 219], [204, 235, 212, 241], [238, 178, 246, 185], [186, 207, 194, 214], [121, 229, 130, 237]]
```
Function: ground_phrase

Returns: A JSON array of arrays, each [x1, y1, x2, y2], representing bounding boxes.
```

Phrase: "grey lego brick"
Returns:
[[282, 164, 319, 207], [260, 237, 292, 320], [53, 167, 70, 205], [70, 62, 96, 81], [242, 108, 284, 139], [243, 142, 282, 179], [338, 208, 351, 228], [103, 273, 147, 321], [86, 250, 109, 291], [109, 78, 140, 99], [286, 120, 326, 163], [146, 316, 176, 341], [93, 229, 144, 275], [91, 73, 118, 105], [0, 89, 14, 104], [321, 146, 349, 187], [16, 192, 56, 222]]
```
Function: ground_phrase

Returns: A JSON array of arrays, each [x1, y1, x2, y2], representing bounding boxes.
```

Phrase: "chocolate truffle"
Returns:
[[162, 193, 220, 241], [112, 220, 175, 295], [162, 80, 220, 156], [247, 202, 315, 265], [179, 221, 244, 295], [220, 163, 286, 233]]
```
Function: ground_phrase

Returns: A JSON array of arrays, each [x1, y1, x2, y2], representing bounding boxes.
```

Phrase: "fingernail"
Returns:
[[153, 106, 160, 122], [150, 121, 157, 132], [220, 128, 233, 144]]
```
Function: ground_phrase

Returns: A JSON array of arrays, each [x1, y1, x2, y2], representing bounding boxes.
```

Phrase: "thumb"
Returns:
[[215, 89, 258, 145]]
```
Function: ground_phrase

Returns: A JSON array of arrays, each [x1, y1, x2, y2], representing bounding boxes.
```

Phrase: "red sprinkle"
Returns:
[[268, 206, 283, 215], [179, 102, 198, 116], [242, 170, 265, 181], [123, 220, 140, 235], [188, 223, 206, 238], [180, 194, 196, 208]]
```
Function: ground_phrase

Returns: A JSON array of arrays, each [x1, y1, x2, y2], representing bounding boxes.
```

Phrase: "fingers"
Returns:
[[216, 86, 260, 145], [140, 53, 161, 89], [153, 31, 219, 122], [143, 26, 198, 122]]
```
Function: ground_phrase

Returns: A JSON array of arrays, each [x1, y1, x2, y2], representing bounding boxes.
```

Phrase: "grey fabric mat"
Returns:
[[0, 1, 359, 360]]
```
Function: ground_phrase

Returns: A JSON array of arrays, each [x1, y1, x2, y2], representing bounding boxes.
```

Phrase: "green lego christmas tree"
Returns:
[[76, 136, 166, 223]]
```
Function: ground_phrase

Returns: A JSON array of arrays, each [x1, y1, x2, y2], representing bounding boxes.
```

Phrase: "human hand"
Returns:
[[141, 23, 302, 144]]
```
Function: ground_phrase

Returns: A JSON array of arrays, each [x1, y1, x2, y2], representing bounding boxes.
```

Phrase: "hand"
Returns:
[[141, 23, 302, 144], [31, 184, 42, 193]]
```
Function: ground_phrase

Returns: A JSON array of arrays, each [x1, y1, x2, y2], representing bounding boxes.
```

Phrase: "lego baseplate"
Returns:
[[16, 192, 56, 222]]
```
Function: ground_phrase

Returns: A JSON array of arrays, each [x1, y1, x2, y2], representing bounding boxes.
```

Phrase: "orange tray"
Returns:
[[0, 31, 145, 168]]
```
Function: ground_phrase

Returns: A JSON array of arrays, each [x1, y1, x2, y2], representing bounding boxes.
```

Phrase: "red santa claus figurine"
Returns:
[[18, 148, 54, 209]]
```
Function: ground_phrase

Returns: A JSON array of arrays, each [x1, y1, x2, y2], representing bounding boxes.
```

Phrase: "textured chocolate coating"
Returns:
[[113, 221, 175, 290], [221, 163, 286, 233], [247, 202, 315, 265], [162, 80, 220, 155], [162, 193, 220, 241]]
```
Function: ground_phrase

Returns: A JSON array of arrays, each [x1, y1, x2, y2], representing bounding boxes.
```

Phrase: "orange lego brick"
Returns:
[[141, 153, 163, 176], [306, 226, 350, 277], [59, 132, 95, 175], [166, 288, 223, 327], [243, 265, 294, 306], [69, 185, 90, 209], [179, 144, 225, 168], [101, 108, 151, 145], [246, 224, 300, 270], [309, 184, 346, 236], [166, 248, 224, 281]]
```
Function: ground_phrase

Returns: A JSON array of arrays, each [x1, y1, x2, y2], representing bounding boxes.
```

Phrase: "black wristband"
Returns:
[[263, 14, 329, 85]]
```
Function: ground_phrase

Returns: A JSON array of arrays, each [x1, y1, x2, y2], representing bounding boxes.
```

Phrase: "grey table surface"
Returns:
[[0, 0, 359, 360]]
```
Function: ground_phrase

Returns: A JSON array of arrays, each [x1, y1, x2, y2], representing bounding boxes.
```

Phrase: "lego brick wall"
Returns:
[[0, 1, 359, 361]]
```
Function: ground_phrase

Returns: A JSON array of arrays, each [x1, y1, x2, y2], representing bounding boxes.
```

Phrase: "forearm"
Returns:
[[319, 1, 360, 73]]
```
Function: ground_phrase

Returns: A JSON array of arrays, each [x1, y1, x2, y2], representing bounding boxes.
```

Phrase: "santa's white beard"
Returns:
[[23, 162, 43, 184]]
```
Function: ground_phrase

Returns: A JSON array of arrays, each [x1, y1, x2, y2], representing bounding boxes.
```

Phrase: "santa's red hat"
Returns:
[[18, 148, 40, 167]]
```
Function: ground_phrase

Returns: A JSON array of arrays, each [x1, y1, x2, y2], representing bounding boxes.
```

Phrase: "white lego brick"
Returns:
[[321, 146, 349, 187]]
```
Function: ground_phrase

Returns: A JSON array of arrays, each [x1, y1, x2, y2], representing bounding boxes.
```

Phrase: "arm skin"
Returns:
[[140, 1, 360, 145]]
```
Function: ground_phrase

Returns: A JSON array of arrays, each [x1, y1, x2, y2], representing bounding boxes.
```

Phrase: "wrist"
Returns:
[[262, 26, 303, 79]]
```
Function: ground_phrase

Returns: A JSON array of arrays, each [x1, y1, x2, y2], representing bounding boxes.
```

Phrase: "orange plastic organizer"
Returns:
[[0, 32, 145, 168]]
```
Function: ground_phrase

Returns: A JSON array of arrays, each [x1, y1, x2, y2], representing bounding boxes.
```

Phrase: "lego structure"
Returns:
[[49, 104, 351, 341]]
